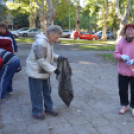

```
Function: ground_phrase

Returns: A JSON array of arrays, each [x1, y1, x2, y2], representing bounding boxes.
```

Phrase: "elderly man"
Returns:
[[26, 25, 64, 120]]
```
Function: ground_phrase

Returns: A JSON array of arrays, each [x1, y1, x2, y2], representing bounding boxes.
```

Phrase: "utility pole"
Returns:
[[88, 13, 90, 32], [68, 0, 70, 31]]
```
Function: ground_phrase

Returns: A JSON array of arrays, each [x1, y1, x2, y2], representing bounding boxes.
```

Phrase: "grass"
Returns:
[[16, 37, 116, 45], [16, 38, 34, 43], [97, 53, 117, 64], [16, 37, 117, 51], [78, 45, 116, 51], [60, 39, 116, 45]]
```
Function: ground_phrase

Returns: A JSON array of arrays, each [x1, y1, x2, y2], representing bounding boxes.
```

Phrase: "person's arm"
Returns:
[[53, 53, 59, 61], [0, 57, 2, 68], [33, 44, 56, 74], [10, 32, 18, 53], [113, 42, 122, 60]]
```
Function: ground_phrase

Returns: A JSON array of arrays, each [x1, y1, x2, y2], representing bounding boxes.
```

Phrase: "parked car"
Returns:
[[11, 31, 19, 38], [19, 28, 41, 38], [70, 31, 98, 40], [61, 30, 72, 38], [11, 27, 30, 38], [94, 31, 113, 39]]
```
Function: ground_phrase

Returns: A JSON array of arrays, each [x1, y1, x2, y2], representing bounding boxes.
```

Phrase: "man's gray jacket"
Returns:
[[26, 33, 59, 79]]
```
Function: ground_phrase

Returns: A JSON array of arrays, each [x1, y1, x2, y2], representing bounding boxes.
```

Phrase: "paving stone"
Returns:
[[97, 126, 121, 134], [1, 43, 133, 134]]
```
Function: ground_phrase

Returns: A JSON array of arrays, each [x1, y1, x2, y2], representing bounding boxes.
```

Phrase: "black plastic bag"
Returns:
[[56, 58, 74, 107]]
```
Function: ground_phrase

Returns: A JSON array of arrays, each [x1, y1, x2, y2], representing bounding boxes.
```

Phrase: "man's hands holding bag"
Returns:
[[54, 69, 60, 76]]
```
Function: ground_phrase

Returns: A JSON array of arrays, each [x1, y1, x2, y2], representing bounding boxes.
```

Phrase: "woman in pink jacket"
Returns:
[[114, 24, 134, 116]]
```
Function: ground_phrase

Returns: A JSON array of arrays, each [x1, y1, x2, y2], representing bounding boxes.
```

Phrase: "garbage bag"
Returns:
[[56, 58, 74, 107]]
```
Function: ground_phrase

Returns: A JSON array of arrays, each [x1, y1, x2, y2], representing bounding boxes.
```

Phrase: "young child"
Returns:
[[113, 24, 134, 117]]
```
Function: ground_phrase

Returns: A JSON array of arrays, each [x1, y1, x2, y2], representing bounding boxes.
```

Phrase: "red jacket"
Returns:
[[0, 31, 18, 52]]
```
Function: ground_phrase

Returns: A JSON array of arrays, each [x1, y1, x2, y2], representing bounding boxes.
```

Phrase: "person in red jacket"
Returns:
[[0, 23, 18, 54]]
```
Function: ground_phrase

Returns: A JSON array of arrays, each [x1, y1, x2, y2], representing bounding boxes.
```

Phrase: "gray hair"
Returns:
[[46, 25, 63, 36]]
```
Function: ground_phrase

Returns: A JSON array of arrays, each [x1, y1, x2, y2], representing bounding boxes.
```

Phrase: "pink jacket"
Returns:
[[113, 37, 134, 77]]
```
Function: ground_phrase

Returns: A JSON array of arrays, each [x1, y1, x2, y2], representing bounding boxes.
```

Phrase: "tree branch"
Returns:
[[122, 0, 131, 24], [35, 0, 41, 7], [53, 0, 58, 9], [47, 0, 52, 7], [115, 0, 122, 20]]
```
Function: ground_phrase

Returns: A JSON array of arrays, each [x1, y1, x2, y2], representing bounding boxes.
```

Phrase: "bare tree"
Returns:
[[101, 0, 108, 41], [35, 0, 46, 32], [35, 0, 58, 32], [130, 5, 134, 23], [45, 0, 58, 27], [28, 1, 37, 28], [76, 0, 80, 31], [115, 0, 132, 39]]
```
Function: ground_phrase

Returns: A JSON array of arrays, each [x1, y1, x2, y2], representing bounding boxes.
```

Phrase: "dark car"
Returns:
[[70, 31, 98, 40], [94, 31, 113, 39]]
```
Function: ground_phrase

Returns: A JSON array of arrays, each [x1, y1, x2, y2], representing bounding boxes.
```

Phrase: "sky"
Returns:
[[80, 0, 86, 8]]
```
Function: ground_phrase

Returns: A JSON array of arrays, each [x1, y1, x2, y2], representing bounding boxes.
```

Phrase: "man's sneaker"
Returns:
[[119, 106, 127, 114], [1, 98, 6, 102], [132, 109, 134, 117], [6, 92, 13, 95], [45, 110, 58, 116], [33, 114, 45, 120]]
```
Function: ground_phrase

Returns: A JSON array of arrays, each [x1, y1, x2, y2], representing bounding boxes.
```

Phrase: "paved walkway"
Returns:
[[0, 43, 134, 134]]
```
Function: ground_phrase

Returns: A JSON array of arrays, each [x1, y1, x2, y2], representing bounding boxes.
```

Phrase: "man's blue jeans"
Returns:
[[0, 59, 20, 99], [28, 77, 53, 116]]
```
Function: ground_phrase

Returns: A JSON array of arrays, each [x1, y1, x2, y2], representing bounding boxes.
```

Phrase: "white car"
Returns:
[[11, 27, 30, 38], [11, 31, 19, 38], [61, 30, 72, 38], [19, 28, 41, 38]]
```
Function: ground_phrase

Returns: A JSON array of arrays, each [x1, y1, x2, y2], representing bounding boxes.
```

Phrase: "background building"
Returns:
[[0, 0, 13, 29]]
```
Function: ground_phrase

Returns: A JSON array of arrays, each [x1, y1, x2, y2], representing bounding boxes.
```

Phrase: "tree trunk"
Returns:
[[130, 5, 134, 24], [101, 0, 108, 41], [28, 13, 36, 28], [76, 0, 80, 31], [28, 1, 37, 29], [115, 0, 132, 39], [45, 0, 56, 27], [36, 0, 46, 32], [36, 0, 58, 32]]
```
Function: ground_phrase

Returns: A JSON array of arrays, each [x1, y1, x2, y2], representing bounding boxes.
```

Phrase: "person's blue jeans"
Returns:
[[28, 77, 53, 116], [0, 59, 20, 99]]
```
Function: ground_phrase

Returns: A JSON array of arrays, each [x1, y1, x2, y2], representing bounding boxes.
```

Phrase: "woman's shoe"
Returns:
[[132, 109, 134, 117], [119, 106, 127, 114], [6, 92, 13, 95], [33, 114, 45, 120], [45, 110, 58, 116], [1, 98, 6, 102]]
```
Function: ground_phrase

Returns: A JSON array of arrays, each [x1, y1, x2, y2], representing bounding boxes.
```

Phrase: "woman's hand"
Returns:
[[121, 55, 130, 61], [126, 59, 134, 65]]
